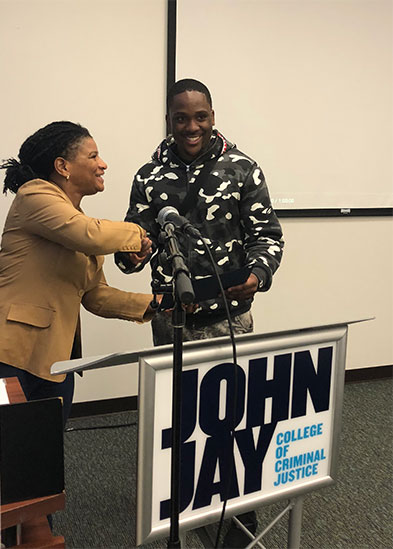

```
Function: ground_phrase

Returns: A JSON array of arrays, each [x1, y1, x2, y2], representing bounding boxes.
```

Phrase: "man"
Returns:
[[115, 79, 284, 547], [116, 78, 283, 342]]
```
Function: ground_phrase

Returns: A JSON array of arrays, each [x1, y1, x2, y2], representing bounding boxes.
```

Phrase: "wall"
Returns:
[[175, 0, 393, 377], [0, 0, 391, 404], [73, 215, 393, 403], [254, 216, 393, 370], [0, 0, 167, 402]]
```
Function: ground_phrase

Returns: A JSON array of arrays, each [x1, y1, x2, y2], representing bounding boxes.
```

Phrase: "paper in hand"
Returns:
[[160, 266, 251, 310]]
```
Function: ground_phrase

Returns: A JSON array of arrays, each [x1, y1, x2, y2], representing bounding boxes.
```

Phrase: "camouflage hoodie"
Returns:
[[116, 130, 284, 323]]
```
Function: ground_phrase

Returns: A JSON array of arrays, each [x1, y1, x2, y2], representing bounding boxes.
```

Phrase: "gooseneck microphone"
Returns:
[[156, 205, 195, 304], [157, 206, 201, 239]]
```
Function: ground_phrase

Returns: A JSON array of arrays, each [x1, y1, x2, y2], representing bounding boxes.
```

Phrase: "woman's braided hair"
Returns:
[[0, 121, 91, 194]]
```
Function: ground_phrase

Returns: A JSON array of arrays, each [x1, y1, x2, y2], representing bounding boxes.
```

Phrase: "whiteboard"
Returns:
[[176, 0, 393, 211]]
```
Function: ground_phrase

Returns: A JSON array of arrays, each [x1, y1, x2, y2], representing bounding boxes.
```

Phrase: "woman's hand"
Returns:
[[147, 294, 163, 316], [128, 237, 152, 265]]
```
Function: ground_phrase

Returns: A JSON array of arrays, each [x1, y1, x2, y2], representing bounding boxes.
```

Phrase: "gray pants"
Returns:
[[151, 310, 254, 346]]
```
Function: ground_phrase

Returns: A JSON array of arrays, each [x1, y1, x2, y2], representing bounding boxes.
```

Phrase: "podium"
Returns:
[[51, 319, 371, 548], [0, 377, 65, 548]]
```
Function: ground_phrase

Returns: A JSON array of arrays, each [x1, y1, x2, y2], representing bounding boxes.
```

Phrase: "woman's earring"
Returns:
[[66, 175, 70, 181]]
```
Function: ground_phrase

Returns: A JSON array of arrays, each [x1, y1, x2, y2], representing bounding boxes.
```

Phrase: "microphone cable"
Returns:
[[199, 237, 240, 548]]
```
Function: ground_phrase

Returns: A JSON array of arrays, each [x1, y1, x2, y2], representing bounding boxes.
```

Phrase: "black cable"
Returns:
[[200, 238, 237, 363], [200, 238, 239, 548]]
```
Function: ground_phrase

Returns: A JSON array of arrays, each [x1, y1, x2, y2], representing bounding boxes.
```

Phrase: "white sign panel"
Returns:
[[137, 328, 346, 545]]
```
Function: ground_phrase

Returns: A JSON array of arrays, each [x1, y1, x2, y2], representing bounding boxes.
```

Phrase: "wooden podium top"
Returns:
[[0, 377, 65, 547], [1, 492, 66, 531], [1, 377, 27, 405]]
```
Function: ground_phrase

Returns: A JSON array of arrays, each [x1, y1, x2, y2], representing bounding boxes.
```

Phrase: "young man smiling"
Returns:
[[117, 78, 283, 344], [168, 86, 215, 162], [116, 79, 284, 547]]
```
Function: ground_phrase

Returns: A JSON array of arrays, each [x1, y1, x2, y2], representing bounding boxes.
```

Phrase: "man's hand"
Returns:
[[225, 273, 259, 301], [127, 237, 152, 265]]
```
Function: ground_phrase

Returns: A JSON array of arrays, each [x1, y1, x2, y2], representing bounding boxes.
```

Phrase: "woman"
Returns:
[[0, 121, 154, 423]]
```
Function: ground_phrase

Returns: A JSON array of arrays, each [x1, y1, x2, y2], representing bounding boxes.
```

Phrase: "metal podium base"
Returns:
[[51, 321, 372, 546], [195, 497, 304, 549]]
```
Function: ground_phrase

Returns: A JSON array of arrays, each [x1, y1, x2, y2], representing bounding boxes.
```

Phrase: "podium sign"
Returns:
[[136, 325, 347, 545]]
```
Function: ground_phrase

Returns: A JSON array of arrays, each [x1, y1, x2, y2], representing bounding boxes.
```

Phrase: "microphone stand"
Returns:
[[160, 223, 194, 549]]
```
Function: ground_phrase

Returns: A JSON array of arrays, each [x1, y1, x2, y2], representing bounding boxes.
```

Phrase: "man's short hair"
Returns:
[[167, 79, 212, 112]]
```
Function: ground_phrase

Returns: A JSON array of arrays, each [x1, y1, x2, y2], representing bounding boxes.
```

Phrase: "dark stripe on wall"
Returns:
[[344, 364, 392, 383], [166, 0, 177, 135], [69, 395, 137, 419], [166, 0, 177, 95]]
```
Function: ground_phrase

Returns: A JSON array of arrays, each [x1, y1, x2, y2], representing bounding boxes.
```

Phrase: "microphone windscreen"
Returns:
[[157, 206, 179, 226]]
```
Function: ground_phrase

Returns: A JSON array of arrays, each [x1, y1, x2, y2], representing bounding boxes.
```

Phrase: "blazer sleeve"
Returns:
[[82, 269, 154, 324], [17, 180, 145, 255], [115, 168, 160, 274]]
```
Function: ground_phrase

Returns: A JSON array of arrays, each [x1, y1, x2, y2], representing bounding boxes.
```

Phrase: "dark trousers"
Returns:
[[0, 362, 75, 427]]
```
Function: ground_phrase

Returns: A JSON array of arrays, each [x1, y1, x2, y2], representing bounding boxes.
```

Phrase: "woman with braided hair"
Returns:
[[0, 121, 154, 424]]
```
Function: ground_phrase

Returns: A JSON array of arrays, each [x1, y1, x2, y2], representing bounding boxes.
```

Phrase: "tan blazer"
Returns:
[[0, 180, 152, 382]]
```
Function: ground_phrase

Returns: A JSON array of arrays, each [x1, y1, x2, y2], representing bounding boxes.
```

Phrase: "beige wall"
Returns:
[[0, 0, 391, 404], [174, 0, 393, 373], [73, 215, 393, 403], [0, 0, 167, 402], [254, 216, 393, 370]]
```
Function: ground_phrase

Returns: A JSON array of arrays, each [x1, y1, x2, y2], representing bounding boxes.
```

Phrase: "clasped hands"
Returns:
[[127, 236, 153, 266]]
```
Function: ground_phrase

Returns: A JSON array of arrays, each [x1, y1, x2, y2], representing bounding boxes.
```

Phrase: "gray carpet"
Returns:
[[52, 378, 393, 548]]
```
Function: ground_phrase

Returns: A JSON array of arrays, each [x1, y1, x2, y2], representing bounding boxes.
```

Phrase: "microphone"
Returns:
[[157, 206, 201, 239]]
